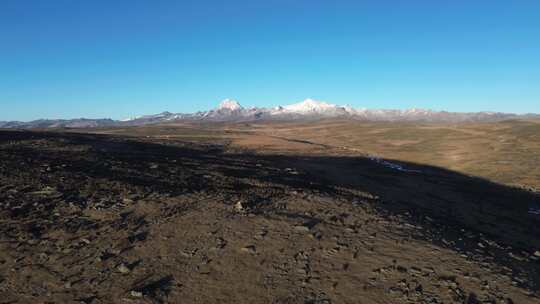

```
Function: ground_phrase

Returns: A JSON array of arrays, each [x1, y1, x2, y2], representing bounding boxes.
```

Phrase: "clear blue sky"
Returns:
[[1, 0, 539, 121]]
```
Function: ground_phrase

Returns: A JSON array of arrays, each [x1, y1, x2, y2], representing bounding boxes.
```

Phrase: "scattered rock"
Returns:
[[235, 201, 244, 212], [30, 186, 58, 196], [37, 252, 49, 263], [294, 225, 310, 232], [1, 128, 538, 303], [254, 230, 268, 240], [309, 231, 322, 240], [214, 237, 227, 250], [241, 245, 256, 254], [409, 267, 422, 276], [117, 263, 130, 274], [396, 265, 407, 273], [508, 252, 526, 261]]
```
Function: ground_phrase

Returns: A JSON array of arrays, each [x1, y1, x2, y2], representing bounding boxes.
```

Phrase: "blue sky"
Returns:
[[1, 0, 539, 121]]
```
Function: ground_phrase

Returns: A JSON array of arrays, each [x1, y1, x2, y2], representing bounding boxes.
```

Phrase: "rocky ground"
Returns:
[[0, 130, 539, 303]]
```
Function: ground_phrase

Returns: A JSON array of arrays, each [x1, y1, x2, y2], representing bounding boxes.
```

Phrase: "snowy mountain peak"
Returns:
[[283, 98, 340, 113], [218, 99, 243, 111]]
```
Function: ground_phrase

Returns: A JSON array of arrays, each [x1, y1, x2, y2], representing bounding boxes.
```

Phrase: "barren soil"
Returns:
[[1, 127, 539, 303]]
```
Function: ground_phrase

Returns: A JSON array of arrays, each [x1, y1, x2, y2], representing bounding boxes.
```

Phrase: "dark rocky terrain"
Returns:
[[1, 129, 539, 303]]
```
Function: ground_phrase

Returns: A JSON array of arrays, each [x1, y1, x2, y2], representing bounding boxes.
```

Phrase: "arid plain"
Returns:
[[1, 118, 539, 303], [101, 118, 540, 190]]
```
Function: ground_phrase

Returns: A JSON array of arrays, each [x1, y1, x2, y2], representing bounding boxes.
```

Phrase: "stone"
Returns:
[[130, 290, 143, 298], [254, 230, 268, 240], [234, 201, 244, 212], [117, 263, 130, 274], [294, 225, 310, 232], [241, 245, 256, 254], [309, 231, 322, 240]]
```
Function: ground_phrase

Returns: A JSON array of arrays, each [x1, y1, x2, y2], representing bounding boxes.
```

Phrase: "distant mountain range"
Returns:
[[2, 99, 539, 129]]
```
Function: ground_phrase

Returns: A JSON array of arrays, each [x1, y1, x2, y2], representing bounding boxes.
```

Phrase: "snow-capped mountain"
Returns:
[[218, 99, 243, 111], [1, 98, 537, 129], [281, 99, 346, 115], [162, 98, 535, 123]]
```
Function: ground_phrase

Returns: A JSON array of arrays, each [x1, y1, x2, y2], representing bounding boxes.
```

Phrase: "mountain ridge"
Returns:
[[2, 98, 538, 129]]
